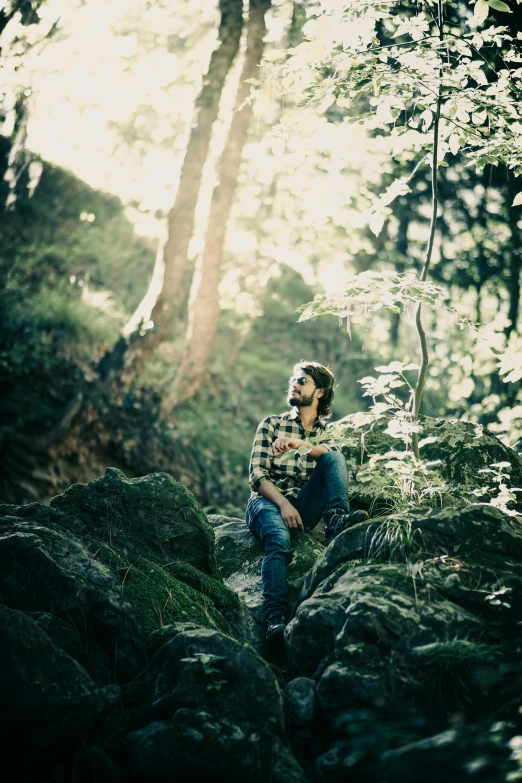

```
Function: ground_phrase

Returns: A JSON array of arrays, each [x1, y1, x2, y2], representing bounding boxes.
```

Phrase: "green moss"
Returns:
[[163, 561, 241, 619], [51, 469, 217, 577], [409, 639, 502, 667], [97, 546, 233, 640]]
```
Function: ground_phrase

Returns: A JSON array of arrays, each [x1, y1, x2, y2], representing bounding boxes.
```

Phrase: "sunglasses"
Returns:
[[289, 376, 311, 387]]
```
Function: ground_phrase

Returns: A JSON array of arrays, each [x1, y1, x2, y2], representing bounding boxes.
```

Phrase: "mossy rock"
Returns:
[[145, 624, 285, 732], [125, 711, 307, 783], [301, 504, 522, 602], [162, 560, 244, 636], [131, 623, 308, 780], [337, 415, 522, 514], [94, 546, 234, 641], [379, 701, 522, 783], [0, 606, 99, 761], [287, 562, 484, 680], [0, 505, 242, 683], [50, 468, 217, 576]]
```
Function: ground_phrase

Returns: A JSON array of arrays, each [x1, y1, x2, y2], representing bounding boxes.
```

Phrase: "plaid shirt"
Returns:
[[248, 407, 339, 500]]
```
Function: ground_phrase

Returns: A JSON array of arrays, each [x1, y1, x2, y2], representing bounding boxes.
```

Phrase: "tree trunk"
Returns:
[[168, 0, 271, 406], [100, 0, 244, 389]]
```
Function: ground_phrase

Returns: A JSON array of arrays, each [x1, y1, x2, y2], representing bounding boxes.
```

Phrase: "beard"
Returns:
[[287, 390, 316, 408]]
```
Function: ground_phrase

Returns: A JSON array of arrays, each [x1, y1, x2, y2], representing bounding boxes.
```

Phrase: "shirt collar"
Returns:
[[286, 407, 325, 430]]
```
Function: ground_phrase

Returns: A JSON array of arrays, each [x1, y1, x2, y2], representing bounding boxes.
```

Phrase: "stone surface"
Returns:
[[0, 499, 242, 683], [2, 428, 522, 783], [287, 562, 484, 679], [124, 622, 306, 782], [284, 677, 318, 727], [125, 711, 307, 783], [50, 467, 217, 576], [338, 415, 522, 514], [207, 513, 241, 528], [378, 712, 522, 783], [301, 504, 522, 602], [145, 624, 285, 733], [0, 605, 99, 761]]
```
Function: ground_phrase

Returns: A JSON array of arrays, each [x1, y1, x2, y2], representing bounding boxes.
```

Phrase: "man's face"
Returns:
[[287, 372, 320, 408]]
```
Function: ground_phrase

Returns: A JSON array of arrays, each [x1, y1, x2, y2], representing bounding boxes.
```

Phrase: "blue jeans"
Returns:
[[245, 451, 349, 619]]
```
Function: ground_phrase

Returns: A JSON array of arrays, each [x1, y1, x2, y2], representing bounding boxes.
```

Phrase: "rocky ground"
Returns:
[[1, 417, 522, 781]]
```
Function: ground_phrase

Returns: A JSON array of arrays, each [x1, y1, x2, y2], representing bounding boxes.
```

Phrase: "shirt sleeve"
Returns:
[[249, 416, 275, 492]]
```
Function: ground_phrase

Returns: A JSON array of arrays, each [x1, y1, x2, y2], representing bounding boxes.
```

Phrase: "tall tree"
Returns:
[[168, 0, 271, 406], [101, 0, 244, 389]]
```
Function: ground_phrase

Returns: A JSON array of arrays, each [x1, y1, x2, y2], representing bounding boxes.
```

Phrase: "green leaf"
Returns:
[[487, 0, 512, 11]]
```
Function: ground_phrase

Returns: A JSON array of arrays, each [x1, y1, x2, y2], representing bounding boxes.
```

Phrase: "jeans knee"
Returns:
[[321, 450, 344, 467]]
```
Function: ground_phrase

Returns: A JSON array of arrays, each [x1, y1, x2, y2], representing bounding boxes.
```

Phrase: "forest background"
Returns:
[[1, 0, 521, 516]]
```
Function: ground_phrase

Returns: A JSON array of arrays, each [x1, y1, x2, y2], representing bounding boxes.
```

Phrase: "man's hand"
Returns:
[[272, 437, 307, 455], [279, 499, 304, 530]]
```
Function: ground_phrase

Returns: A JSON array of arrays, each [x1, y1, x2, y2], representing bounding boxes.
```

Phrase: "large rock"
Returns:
[[0, 606, 99, 763], [125, 711, 306, 783], [287, 562, 483, 680], [283, 499, 522, 781], [123, 623, 306, 782], [301, 504, 522, 601], [338, 415, 522, 514], [0, 506, 140, 681], [50, 467, 217, 576], [0, 495, 243, 682], [145, 624, 284, 731], [378, 702, 522, 783]]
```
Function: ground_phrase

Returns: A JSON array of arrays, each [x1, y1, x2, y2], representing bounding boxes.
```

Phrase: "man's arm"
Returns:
[[248, 416, 275, 495], [258, 481, 304, 531], [271, 437, 328, 460]]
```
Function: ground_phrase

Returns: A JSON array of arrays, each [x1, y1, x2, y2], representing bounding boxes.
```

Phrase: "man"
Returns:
[[246, 361, 369, 644]]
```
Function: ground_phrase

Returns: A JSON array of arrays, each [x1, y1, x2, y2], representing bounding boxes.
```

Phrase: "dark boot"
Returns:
[[265, 611, 286, 643], [325, 509, 369, 544]]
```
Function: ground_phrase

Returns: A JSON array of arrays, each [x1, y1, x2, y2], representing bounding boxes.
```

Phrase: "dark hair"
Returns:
[[293, 361, 335, 418]]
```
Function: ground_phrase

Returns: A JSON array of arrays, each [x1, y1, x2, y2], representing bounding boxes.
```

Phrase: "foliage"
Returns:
[[356, 451, 447, 512], [471, 460, 522, 515], [257, 0, 522, 199], [180, 652, 228, 691], [259, 0, 522, 446], [366, 514, 427, 562], [0, 136, 154, 383], [1, 0, 522, 512], [298, 270, 477, 330]]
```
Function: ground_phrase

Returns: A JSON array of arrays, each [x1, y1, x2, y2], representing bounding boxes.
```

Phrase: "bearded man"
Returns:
[[246, 361, 369, 645]]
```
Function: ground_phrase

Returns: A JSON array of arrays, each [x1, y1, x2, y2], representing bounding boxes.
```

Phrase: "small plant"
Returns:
[[311, 362, 446, 514], [366, 515, 426, 565], [180, 652, 228, 692], [471, 461, 522, 517], [356, 451, 446, 514], [484, 586, 512, 609]]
